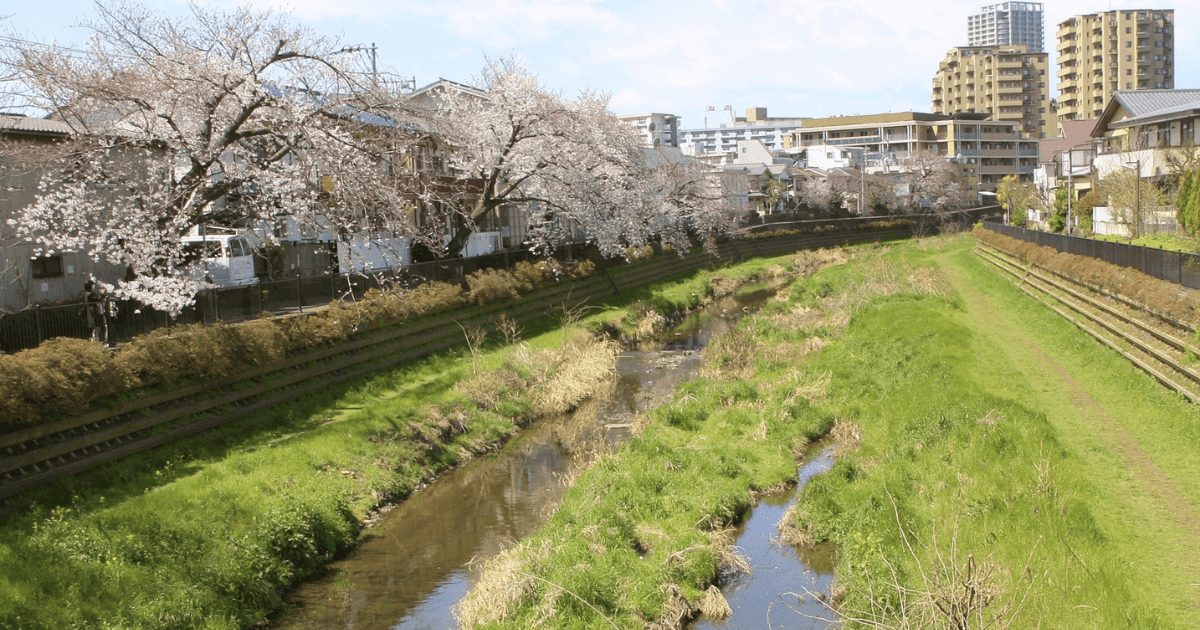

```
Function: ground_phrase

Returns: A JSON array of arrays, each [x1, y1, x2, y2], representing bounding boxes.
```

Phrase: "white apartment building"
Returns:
[[617, 113, 680, 148], [969, 2, 1044, 52], [679, 106, 807, 157]]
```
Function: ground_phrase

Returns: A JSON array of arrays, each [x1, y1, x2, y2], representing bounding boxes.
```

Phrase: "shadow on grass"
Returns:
[[3, 277, 698, 522]]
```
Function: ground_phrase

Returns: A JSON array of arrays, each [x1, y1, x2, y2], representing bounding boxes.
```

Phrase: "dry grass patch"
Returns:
[[698, 585, 733, 620], [634, 309, 668, 340], [784, 370, 833, 406], [527, 333, 619, 415], [777, 504, 816, 547], [794, 248, 851, 277], [830, 418, 863, 457], [456, 541, 549, 628], [700, 327, 759, 380]]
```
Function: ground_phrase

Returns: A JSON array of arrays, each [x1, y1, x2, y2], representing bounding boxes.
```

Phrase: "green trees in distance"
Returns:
[[1048, 187, 1069, 233], [1177, 168, 1200, 236], [996, 175, 1039, 227]]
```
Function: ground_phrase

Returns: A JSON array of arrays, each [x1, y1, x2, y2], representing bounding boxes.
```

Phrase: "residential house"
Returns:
[[1089, 89, 1200, 235], [1031, 118, 1097, 231], [0, 115, 128, 311]]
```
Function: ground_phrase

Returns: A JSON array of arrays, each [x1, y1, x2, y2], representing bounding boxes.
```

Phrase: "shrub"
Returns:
[[466, 268, 528, 305], [0, 338, 127, 425], [569, 259, 597, 279], [115, 323, 249, 387], [511, 259, 556, 288], [272, 303, 359, 352]]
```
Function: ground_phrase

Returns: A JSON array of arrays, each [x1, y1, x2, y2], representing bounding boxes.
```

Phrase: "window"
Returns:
[[30, 254, 63, 279]]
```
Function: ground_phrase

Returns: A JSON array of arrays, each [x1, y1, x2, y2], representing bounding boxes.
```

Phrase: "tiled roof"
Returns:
[[0, 115, 73, 135]]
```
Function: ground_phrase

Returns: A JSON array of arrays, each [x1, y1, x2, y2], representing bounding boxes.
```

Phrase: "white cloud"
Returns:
[[146, 0, 1200, 123]]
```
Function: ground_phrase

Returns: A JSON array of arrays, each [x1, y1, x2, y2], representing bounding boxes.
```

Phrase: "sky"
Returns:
[[3, 0, 1198, 130]]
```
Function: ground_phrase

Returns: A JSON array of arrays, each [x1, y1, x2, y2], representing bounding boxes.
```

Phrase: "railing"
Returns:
[[743, 206, 1002, 235], [982, 221, 1200, 290], [0, 246, 560, 353]]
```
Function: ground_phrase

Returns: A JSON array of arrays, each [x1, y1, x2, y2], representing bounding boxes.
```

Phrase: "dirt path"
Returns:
[[939, 248, 1200, 609]]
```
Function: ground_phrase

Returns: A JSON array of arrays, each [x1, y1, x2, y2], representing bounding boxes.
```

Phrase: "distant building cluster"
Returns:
[[613, 2, 1188, 240]]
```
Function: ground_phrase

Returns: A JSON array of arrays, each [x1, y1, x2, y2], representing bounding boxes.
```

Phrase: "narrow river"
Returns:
[[691, 446, 838, 629], [275, 287, 773, 629]]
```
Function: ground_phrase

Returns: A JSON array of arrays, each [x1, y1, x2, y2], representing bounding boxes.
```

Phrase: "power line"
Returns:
[[0, 34, 94, 58]]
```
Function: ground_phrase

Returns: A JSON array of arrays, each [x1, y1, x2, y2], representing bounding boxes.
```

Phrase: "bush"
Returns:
[[511, 259, 555, 288], [466, 268, 528, 305], [569, 259, 597, 279], [114, 325, 225, 387], [0, 338, 127, 425], [272, 303, 359, 352]]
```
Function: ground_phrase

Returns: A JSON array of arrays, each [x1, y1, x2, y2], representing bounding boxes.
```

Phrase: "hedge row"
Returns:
[[976, 227, 1200, 328], [0, 259, 595, 428]]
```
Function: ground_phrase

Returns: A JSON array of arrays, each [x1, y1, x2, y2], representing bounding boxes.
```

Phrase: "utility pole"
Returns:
[[1066, 149, 1073, 235], [859, 163, 865, 215], [1136, 157, 1142, 236]]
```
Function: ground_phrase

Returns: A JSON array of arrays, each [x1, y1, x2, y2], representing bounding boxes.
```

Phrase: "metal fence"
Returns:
[[982, 221, 1200, 290], [743, 205, 1003, 235], [0, 246, 569, 353], [0, 212, 995, 354]]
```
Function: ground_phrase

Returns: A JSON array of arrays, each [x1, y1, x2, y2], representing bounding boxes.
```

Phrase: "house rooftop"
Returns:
[[0, 114, 73, 136]]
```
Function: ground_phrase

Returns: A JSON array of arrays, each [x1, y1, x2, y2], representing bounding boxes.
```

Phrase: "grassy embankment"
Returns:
[[0, 250, 800, 629], [460, 235, 1200, 628]]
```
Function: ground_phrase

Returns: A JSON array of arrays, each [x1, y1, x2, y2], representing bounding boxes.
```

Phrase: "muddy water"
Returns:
[[275, 288, 772, 629], [692, 447, 838, 630]]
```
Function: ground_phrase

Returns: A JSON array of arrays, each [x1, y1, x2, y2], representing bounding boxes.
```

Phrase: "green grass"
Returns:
[[789, 236, 1200, 628], [1091, 232, 1200, 253], [0, 251, 801, 630], [464, 236, 1200, 628]]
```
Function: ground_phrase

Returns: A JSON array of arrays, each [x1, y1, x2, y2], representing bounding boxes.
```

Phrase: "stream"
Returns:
[[275, 286, 773, 629], [692, 447, 838, 630]]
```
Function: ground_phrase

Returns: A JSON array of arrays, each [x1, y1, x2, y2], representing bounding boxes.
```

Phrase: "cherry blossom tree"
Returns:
[[796, 176, 842, 212], [634, 147, 739, 252], [426, 59, 735, 258], [1, 1, 416, 312], [900, 150, 973, 212]]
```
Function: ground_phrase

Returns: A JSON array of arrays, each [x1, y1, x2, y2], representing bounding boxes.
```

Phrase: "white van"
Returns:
[[180, 234, 259, 286]]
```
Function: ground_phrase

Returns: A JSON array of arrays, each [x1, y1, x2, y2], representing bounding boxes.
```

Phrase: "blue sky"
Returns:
[[5, 0, 1198, 129]]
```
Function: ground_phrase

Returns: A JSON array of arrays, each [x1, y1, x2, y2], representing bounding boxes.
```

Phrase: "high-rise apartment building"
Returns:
[[1056, 9, 1175, 121], [968, 2, 1044, 52], [932, 45, 1052, 138]]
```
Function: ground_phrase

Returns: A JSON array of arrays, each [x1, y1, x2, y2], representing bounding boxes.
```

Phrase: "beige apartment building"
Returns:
[[932, 44, 1053, 138], [788, 112, 1038, 190], [1056, 9, 1174, 121]]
